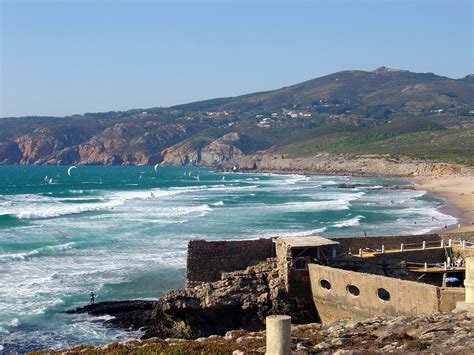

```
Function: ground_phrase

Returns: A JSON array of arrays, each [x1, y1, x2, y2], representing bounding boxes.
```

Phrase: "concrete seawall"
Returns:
[[308, 264, 443, 323]]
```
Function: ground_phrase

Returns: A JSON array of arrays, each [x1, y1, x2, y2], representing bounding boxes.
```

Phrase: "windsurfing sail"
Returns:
[[48, 178, 54, 184], [44, 176, 48, 181], [222, 176, 225, 181], [67, 166, 77, 176], [196, 174, 200, 182]]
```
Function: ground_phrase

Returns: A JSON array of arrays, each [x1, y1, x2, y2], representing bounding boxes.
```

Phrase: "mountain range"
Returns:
[[1, 67, 473, 166]]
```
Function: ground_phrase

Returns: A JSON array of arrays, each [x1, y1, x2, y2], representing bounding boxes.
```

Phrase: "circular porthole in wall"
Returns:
[[319, 279, 332, 290], [377, 288, 390, 302], [346, 284, 360, 297]]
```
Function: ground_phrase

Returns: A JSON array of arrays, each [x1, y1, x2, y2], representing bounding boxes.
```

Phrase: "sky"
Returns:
[[1, 0, 473, 117]]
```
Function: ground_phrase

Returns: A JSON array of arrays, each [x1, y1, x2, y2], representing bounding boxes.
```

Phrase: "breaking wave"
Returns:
[[333, 215, 365, 228], [0, 242, 76, 262], [15, 201, 122, 219]]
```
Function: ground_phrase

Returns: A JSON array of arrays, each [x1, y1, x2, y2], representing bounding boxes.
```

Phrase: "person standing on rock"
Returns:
[[90, 292, 97, 305]]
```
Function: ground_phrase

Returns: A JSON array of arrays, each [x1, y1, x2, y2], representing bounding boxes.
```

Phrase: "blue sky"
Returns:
[[1, 0, 473, 117]]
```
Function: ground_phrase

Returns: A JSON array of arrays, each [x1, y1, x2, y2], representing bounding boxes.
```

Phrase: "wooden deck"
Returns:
[[408, 266, 465, 273], [354, 246, 445, 258]]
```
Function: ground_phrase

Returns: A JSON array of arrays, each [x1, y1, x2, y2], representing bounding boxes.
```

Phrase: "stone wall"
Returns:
[[308, 264, 441, 323], [186, 238, 273, 283], [439, 288, 465, 312], [273, 238, 291, 293]]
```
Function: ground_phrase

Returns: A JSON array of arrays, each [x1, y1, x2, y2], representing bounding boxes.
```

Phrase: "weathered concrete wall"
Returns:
[[309, 264, 440, 323], [186, 238, 273, 283], [439, 288, 465, 312]]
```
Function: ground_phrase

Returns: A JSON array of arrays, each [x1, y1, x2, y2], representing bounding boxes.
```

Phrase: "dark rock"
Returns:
[[65, 259, 317, 340]]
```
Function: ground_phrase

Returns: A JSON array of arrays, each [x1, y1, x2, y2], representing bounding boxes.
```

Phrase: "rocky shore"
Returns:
[[40, 310, 472, 354], [66, 259, 315, 341], [223, 153, 474, 178]]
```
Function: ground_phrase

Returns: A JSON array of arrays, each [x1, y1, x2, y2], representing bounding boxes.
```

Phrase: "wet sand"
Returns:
[[412, 175, 474, 232]]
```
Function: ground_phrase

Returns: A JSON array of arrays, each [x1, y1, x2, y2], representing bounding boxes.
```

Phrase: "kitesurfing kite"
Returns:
[[67, 166, 77, 176], [154, 164, 160, 172]]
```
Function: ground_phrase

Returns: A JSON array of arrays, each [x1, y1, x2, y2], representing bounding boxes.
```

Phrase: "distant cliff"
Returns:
[[2, 67, 474, 166]]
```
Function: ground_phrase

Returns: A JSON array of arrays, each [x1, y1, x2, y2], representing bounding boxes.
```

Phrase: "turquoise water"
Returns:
[[0, 166, 457, 351]]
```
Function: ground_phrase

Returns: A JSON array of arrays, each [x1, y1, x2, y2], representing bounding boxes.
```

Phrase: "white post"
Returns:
[[381, 245, 385, 254], [422, 241, 426, 250], [266, 315, 291, 355], [447, 257, 451, 267], [444, 261, 447, 270], [465, 257, 474, 304], [424, 262, 427, 271], [400, 243, 404, 252], [359, 248, 362, 257], [441, 239, 444, 248], [448, 239, 452, 247]]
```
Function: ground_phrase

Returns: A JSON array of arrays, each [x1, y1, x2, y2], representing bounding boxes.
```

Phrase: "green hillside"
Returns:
[[279, 120, 474, 165]]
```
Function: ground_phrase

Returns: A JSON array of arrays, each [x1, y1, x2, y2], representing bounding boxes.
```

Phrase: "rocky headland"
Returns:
[[66, 258, 315, 341]]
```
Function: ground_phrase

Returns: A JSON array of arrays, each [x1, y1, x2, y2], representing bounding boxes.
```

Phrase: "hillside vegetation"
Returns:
[[1, 67, 473, 166], [278, 119, 474, 165]]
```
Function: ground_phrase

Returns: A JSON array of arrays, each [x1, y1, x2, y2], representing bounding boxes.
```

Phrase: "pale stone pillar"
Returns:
[[465, 256, 474, 304], [457, 256, 474, 314], [266, 315, 291, 355]]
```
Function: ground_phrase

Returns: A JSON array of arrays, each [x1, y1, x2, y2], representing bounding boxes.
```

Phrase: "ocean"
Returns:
[[0, 165, 457, 352]]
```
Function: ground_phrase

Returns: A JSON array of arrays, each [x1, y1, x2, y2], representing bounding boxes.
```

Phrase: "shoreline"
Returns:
[[408, 175, 474, 233], [235, 167, 473, 233]]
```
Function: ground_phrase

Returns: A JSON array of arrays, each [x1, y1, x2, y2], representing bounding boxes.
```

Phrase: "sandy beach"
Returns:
[[412, 175, 474, 232]]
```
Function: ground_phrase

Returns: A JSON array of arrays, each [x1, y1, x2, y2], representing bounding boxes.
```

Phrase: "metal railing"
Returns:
[[405, 260, 465, 271], [355, 238, 473, 257]]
